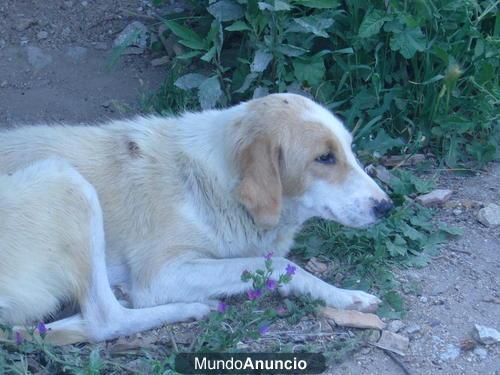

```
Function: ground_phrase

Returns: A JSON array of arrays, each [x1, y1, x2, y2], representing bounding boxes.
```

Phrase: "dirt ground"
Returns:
[[1, 1, 499, 374]]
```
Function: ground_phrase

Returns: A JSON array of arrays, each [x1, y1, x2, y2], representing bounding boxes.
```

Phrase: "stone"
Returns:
[[93, 42, 108, 50], [405, 324, 421, 335], [440, 344, 460, 361], [62, 27, 71, 37], [473, 347, 488, 359], [477, 203, 500, 227], [0, 39, 6, 49], [151, 56, 170, 67], [415, 189, 453, 207], [305, 257, 329, 275], [66, 46, 88, 61], [373, 331, 409, 356], [121, 46, 144, 55], [473, 324, 500, 345], [321, 307, 386, 330], [380, 154, 426, 167], [420, 296, 428, 303], [114, 21, 149, 51], [15, 18, 37, 31], [26, 46, 53, 70], [387, 320, 405, 333], [37, 31, 49, 40], [365, 164, 393, 185]]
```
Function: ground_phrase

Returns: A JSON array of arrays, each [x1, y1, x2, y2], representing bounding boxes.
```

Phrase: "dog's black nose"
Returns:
[[373, 199, 394, 218]]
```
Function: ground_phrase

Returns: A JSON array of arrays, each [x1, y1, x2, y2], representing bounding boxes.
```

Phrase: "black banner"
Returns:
[[175, 353, 326, 374]]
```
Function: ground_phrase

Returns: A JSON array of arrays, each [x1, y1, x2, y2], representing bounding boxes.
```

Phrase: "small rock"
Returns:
[[473, 324, 500, 345], [62, 27, 71, 37], [366, 329, 381, 343], [380, 154, 426, 167], [151, 56, 170, 67], [473, 347, 488, 359], [0, 39, 6, 49], [477, 203, 500, 227], [15, 18, 37, 31], [405, 324, 421, 335], [114, 21, 149, 51], [387, 320, 405, 333], [81, 1, 88, 6], [365, 164, 393, 185], [440, 344, 460, 361], [66, 46, 88, 61], [101, 100, 113, 108], [321, 307, 386, 330], [0, 81, 7, 88], [420, 296, 428, 303], [63, 0, 74, 8], [374, 331, 409, 356], [415, 189, 453, 207], [305, 257, 329, 275], [26, 46, 53, 70], [93, 42, 108, 50], [360, 347, 371, 355], [452, 209, 462, 216], [37, 31, 49, 40], [121, 46, 144, 55]]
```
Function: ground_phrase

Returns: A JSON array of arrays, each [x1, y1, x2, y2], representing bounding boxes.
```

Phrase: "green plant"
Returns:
[[157, 0, 499, 166], [191, 255, 323, 352]]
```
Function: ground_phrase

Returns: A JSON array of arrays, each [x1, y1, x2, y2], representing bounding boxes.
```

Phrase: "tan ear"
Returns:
[[236, 135, 282, 228]]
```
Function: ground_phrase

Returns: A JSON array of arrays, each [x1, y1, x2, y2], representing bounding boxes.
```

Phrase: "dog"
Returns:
[[0, 93, 393, 344]]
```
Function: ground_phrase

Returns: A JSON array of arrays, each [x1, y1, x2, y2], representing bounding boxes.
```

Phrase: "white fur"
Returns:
[[0, 94, 387, 343]]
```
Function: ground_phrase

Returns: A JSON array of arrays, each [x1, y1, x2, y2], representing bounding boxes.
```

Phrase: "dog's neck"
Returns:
[[173, 105, 306, 257]]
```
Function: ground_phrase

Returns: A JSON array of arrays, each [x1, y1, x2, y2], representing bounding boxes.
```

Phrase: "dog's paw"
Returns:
[[343, 290, 381, 313]]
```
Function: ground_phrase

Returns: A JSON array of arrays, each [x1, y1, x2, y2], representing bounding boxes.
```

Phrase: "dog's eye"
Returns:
[[315, 152, 336, 165]]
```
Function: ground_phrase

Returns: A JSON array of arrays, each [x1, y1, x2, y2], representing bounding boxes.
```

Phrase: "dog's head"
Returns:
[[234, 93, 392, 229]]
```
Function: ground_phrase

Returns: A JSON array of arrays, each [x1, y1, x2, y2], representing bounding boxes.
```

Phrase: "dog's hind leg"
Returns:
[[9, 159, 209, 345]]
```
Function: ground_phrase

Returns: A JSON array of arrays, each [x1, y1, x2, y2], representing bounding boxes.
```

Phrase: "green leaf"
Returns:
[[276, 44, 308, 57], [198, 76, 223, 109], [293, 0, 340, 9], [225, 20, 251, 31], [201, 46, 217, 62], [174, 73, 208, 90], [207, 0, 244, 22], [390, 27, 427, 59], [250, 49, 273, 72], [289, 15, 334, 37], [177, 38, 205, 50], [359, 9, 391, 38], [164, 20, 204, 45], [293, 55, 325, 85], [175, 50, 202, 59], [258, 0, 291, 11]]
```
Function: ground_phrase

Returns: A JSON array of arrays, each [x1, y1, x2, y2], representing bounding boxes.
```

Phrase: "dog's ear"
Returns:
[[236, 135, 282, 228]]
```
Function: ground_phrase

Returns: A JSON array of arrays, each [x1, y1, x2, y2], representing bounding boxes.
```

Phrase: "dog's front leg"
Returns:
[[133, 257, 380, 312]]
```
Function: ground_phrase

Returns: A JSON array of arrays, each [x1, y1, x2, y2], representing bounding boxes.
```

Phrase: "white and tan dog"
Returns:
[[0, 93, 393, 344]]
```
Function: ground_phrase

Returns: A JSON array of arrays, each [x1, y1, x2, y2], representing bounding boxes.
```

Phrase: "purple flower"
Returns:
[[247, 289, 262, 301], [37, 321, 47, 336], [264, 252, 274, 260], [217, 301, 228, 314], [285, 264, 296, 276], [266, 278, 278, 291], [15, 331, 23, 345], [276, 306, 287, 315], [259, 325, 269, 335]]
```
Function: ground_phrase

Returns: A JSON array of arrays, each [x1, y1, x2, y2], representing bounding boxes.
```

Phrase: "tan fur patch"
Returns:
[[234, 94, 353, 209]]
